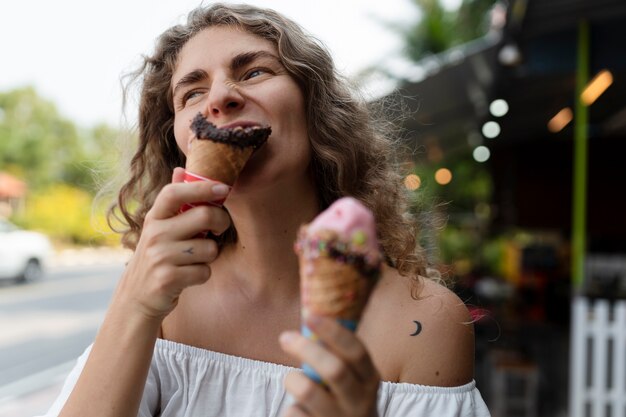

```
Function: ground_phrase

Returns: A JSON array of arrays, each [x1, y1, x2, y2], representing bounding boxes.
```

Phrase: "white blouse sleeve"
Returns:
[[377, 380, 491, 417], [35, 344, 160, 417]]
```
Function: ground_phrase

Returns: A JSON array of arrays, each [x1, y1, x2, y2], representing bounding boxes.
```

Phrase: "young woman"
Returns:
[[43, 4, 489, 417]]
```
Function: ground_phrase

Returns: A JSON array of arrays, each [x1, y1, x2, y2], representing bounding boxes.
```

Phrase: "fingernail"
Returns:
[[212, 184, 230, 197], [279, 331, 297, 345]]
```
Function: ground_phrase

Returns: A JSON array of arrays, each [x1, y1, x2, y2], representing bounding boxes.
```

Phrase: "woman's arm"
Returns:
[[57, 300, 162, 417], [58, 168, 231, 417]]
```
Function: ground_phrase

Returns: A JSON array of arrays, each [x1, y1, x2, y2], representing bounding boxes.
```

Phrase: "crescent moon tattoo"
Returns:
[[410, 320, 422, 336]]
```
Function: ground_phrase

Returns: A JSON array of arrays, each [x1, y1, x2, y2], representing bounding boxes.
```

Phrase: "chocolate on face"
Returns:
[[190, 112, 271, 149]]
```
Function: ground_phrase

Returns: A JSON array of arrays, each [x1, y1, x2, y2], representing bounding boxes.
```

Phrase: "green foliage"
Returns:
[[1, 86, 124, 245], [411, 151, 493, 212], [481, 236, 506, 275], [439, 224, 476, 262], [404, 0, 454, 59], [402, 0, 498, 60], [436, 160, 491, 211], [0, 86, 121, 193], [392, 1, 499, 271], [0, 87, 80, 188], [13, 183, 119, 246], [406, 149, 494, 270]]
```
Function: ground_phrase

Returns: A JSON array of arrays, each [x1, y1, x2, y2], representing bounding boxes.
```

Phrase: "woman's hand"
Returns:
[[116, 167, 231, 321], [280, 315, 380, 417]]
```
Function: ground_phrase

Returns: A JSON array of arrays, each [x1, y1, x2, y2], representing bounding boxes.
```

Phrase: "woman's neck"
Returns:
[[212, 179, 320, 301]]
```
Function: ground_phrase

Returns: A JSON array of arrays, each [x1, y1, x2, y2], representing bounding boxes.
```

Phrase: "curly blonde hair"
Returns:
[[109, 3, 430, 283]]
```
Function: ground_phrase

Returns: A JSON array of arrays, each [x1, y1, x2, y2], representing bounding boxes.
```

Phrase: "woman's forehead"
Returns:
[[171, 26, 278, 91], [178, 26, 276, 67]]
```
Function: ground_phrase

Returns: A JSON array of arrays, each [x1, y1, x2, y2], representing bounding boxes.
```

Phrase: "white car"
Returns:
[[0, 219, 53, 282]]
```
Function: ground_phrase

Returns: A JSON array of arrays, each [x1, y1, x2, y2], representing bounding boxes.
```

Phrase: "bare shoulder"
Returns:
[[359, 266, 475, 387]]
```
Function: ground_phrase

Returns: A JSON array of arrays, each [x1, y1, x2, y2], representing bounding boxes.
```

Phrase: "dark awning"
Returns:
[[391, 0, 626, 246], [394, 0, 626, 158]]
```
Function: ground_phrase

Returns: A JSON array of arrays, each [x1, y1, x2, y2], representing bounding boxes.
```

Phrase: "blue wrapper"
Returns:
[[301, 318, 358, 384]]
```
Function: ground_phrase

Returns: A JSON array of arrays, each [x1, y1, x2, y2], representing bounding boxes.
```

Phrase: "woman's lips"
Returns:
[[218, 120, 267, 130]]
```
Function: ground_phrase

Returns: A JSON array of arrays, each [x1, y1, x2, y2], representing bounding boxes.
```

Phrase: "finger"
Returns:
[[147, 263, 212, 306], [280, 332, 360, 405], [306, 315, 379, 382], [284, 371, 339, 417], [171, 204, 231, 239], [160, 238, 218, 266], [146, 199, 231, 242], [142, 204, 230, 243], [172, 167, 186, 183], [175, 263, 212, 287], [148, 181, 230, 220]]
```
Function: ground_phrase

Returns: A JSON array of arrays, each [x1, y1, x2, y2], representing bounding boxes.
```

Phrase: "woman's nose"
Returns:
[[205, 79, 244, 118]]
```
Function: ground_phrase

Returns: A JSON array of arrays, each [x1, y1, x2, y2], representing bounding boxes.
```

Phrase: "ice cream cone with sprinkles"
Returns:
[[294, 197, 383, 384]]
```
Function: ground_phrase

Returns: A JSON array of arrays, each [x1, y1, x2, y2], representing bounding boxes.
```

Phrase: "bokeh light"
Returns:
[[548, 108, 573, 133], [482, 121, 501, 139], [435, 168, 452, 185], [404, 174, 421, 190], [473, 146, 491, 163], [489, 99, 509, 117], [582, 69, 613, 105]]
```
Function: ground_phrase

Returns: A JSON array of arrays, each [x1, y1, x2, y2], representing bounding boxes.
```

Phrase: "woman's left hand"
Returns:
[[279, 315, 380, 417]]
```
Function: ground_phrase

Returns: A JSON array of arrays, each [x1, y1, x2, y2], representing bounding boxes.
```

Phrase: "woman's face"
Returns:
[[171, 26, 310, 189]]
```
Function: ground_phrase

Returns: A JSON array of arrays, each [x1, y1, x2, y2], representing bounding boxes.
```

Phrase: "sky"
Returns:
[[0, 0, 458, 128]]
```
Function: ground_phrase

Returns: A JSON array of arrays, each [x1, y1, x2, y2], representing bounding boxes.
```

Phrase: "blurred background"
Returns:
[[1, 0, 625, 416]]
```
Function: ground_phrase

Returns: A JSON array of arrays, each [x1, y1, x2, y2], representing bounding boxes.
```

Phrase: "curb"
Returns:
[[0, 362, 72, 417], [50, 247, 131, 268]]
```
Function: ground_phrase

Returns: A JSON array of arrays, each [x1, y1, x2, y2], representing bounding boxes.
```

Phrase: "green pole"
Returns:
[[572, 21, 589, 289]]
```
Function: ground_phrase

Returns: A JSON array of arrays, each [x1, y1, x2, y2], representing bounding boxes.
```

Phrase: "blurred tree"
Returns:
[[402, 0, 498, 60], [0, 87, 79, 187], [13, 182, 119, 245], [68, 123, 122, 191], [0, 86, 120, 192], [395, 0, 499, 270], [0, 86, 124, 245]]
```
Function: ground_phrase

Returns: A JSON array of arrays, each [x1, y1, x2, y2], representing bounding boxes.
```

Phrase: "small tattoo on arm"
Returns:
[[183, 247, 194, 255], [410, 320, 422, 336]]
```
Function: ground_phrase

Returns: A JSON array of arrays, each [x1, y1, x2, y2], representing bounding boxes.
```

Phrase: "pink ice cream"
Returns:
[[303, 197, 382, 268], [295, 196, 383, 318]]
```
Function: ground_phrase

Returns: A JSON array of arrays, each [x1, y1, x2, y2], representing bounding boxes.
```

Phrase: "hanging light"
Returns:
[[548, 108, 573, 133], [581, 70, 613, 106]]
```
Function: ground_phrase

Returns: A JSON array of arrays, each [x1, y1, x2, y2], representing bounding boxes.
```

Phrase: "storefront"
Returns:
[[391, 1, 626, 415]]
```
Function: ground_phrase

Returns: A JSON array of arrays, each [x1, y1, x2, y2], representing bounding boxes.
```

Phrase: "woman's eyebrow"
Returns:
[[230, 51, 281, 72], [173, 69, 209, 96]]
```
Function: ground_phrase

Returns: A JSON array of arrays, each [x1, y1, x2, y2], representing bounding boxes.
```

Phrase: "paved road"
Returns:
[[0, 264, 123, 416]]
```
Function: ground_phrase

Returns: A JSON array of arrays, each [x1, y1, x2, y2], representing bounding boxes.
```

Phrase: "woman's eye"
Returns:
[[182, 90, 204, 105], [245, 69, 266, 80]]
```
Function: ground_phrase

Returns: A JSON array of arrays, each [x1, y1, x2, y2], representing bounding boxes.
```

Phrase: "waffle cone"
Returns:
[[300, 256, 372, 321], [186, 140, 254, 186]]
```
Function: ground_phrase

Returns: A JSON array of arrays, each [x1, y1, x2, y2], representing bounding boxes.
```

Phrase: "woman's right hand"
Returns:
[[116, 167, 231, 321]]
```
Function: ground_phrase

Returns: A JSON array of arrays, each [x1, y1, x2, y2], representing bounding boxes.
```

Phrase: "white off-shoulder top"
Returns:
[[39, 339, 491, 417]]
